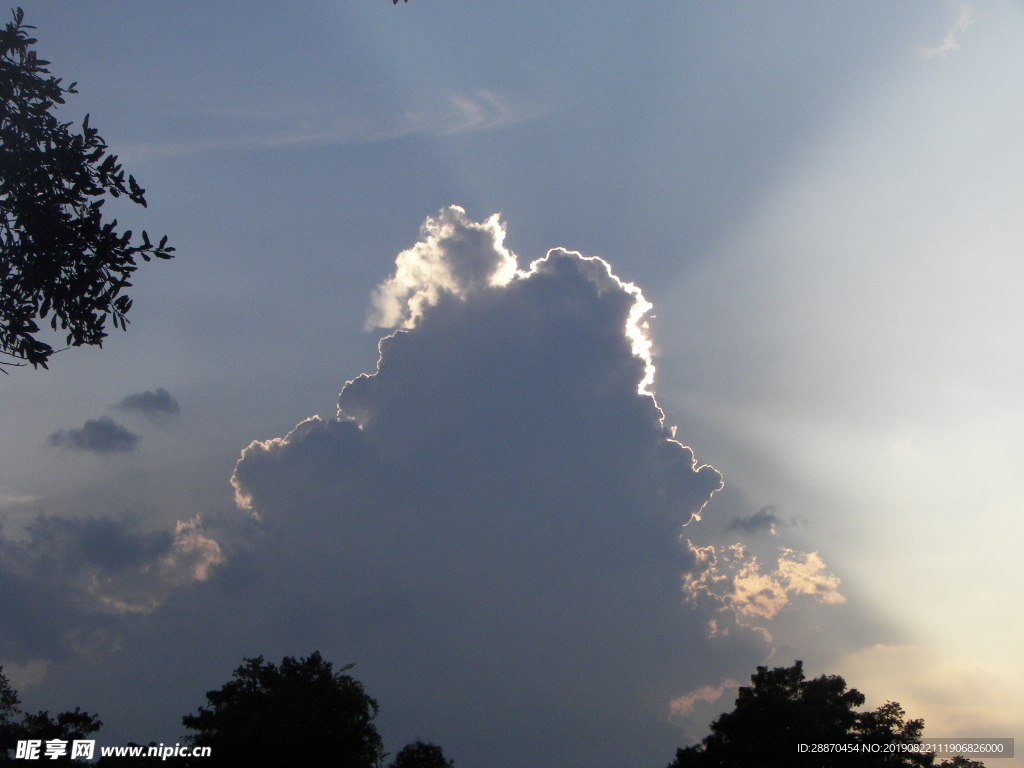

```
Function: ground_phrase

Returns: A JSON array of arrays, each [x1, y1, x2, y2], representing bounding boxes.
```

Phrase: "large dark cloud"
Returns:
[[228, 208, 741, 767], [47, 417, 140, 455]]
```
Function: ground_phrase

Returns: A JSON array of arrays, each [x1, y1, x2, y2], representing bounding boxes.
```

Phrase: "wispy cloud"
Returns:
[[918, 3, 975, 58], [0, 493, 40, 508], [669, 679, 738, 717], [120, 90, 533, 163]]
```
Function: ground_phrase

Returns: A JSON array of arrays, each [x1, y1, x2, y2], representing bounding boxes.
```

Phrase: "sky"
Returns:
[[1, 1, 1022, 766]]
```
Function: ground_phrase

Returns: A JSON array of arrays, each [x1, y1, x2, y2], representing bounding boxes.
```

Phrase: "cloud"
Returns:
[[0, 514, 223, 661], [228, 207, 733, 766], [366, 206, 518, 330], [776, 549, 844, 602], [116, 388, 181, 421], [120, 90, 530, 163], [47, 417, 140, 455], [918, 3, 974, 58], [366, 205, 656, 394], [684, 542, 845, 624], [160, 517, 224, 585], [434, 89, 522, 136], [669, 679, 738, 717], [0, 493, 39, 508], [7, 514, 221, 611], [726, 505, 780, 535]]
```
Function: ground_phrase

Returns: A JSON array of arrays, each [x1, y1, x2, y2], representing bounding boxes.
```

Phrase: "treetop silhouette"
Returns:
[[669, 660, 986, 768], [181, 652, 385, 767], [0, 7, 173, 370]]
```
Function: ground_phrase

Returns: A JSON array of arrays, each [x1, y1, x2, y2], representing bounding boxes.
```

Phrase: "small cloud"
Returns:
[[160, 516, 224, 585], [776, 548, 845, 604], [728, 553, 790, 620], [48, 417, 140, 455], [116, 388, 181, 421], [726, 506, 780, 535], [918, 3, 974, 58], [670, 679, 738, 717], [683, 542, 844, 624]]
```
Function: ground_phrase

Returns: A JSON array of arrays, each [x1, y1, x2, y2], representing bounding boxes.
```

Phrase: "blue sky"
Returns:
[[2, 2, 1022, 765]]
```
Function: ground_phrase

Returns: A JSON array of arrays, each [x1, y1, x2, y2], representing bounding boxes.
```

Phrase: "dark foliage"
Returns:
[[182, 652, 386, 768], [0, 7, 173, 369], [668, 661, 985, 768], [1, 666, 102, 765], [14, 709, 102, 764], [388, 740, 455, 768], [0, 669, 19, 765], [0, 671, 16, 724]]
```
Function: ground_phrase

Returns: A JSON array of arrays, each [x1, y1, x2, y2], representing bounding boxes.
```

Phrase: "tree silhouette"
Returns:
[[181, 652, 385, 768], [1, 666, 102, 765], [388, 740, 455, 768], [0, 7, 173, 370], [668, 661, 985, 768], [0, 669, 19, 765]]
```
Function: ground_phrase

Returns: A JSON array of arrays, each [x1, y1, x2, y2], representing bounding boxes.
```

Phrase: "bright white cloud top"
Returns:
[[367, 207, 519, 329]]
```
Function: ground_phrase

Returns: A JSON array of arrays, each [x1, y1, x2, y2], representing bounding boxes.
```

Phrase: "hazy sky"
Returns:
[[2, 2, 1022, 766]]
